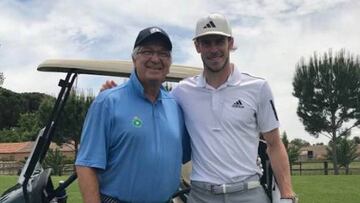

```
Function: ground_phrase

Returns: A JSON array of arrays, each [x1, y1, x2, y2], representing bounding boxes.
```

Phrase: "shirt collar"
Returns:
[[196, 65, 242, 88], [227, 66, 242, 86]]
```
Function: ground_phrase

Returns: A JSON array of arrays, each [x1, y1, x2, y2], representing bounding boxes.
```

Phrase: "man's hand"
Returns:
[[256, 156, 263, 173], [100, 80, 118, 92]]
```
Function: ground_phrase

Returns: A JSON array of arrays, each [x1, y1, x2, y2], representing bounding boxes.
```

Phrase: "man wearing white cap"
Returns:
[[171, 13, 297, 202]]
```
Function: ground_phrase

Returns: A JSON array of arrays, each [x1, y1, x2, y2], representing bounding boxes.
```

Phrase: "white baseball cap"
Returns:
[[193, 13, 232, 40]]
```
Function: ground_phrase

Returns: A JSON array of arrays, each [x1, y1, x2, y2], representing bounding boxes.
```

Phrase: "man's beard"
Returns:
[[203, 55, 229, 73]]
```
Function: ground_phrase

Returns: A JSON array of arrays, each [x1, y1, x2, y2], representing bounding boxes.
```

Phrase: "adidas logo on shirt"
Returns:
[[232, 99, 244, 108], [203, 21, 216, 29]]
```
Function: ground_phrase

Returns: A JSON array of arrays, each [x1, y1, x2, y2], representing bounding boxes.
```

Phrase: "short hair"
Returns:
[[132, 46, 142, 60]]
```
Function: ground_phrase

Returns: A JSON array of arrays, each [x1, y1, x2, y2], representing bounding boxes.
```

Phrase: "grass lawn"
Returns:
[[0, 176, 81, 203], [292, 175, 360, 203], [1, 175, 360, 203]]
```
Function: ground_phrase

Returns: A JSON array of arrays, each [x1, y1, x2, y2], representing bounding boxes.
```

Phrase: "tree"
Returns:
[[0, 90, 50, 142], [37, 96, 56, 127], [21, 92, 51, 113], [163, 82, 173, 91], [59, 89, 93, 155], [0, 111, 42, 142], [290, 138, 310, 147], [17, 112, 41, 141], [327, 137, 359, 174], [281, 131, 289, 149], [0, 88, 50, 130], [353, 136, 360, 144], [0, 72, 4, 86], [292, 49, 360, 174], [0, 88, 26, 129], [43, 148, 66, 176], [37, 89, 94, 155], [281, 131, 301, 164], [0, 128, 21, 142]]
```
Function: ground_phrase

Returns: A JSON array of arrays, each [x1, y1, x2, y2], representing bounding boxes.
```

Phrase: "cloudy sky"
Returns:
[[1, 0, 359, 144]]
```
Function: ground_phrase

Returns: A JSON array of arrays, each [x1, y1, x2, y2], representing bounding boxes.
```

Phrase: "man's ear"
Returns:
[[194, 40, 201, 53], [228, 37, 234, 50]]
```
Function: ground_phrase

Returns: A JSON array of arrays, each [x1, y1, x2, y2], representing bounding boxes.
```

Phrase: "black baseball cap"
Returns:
[[134, 26, 172, 51]]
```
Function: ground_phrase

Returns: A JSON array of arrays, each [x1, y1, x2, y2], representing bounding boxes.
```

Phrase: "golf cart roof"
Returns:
[[38, 59, 201, 82]]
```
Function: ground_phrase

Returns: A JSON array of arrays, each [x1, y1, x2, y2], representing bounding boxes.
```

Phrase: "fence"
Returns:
[[2, 161, 360, 176], [0, 162, 75, 176], [291, 161, 360, 175], [0, 161, 22, 175]]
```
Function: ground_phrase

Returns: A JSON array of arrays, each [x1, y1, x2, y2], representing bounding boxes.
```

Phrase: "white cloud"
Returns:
[[1, 0, 359, 143]]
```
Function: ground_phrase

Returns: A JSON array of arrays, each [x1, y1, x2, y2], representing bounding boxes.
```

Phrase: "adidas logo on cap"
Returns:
[[203, 21, 216, 29], [194, 13, 232, 40]]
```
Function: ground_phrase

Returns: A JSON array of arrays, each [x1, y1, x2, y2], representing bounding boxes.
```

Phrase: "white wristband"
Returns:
[[280, 199, 293, 203], [280, 196, 298, 203]]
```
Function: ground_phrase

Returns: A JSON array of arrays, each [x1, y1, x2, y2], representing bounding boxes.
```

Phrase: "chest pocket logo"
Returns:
[[232, 99, 244, 108], [132, 116, 143, 128]]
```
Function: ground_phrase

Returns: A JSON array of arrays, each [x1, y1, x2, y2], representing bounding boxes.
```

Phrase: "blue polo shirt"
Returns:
[[75, 71, 185, 202]]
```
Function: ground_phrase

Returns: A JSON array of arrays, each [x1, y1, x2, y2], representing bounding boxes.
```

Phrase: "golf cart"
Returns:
[[0, 59, 200, 203]]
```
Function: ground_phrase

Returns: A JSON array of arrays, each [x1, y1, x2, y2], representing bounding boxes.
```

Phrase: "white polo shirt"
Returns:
[[171, 66, 280, 184]]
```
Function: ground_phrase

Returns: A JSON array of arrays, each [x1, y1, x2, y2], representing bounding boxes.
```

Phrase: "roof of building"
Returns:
[[0, 142, 33, 154], [300, 144, 360, 156]]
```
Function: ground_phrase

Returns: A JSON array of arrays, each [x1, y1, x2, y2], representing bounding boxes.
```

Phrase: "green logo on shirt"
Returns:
[[132, 116, 142, 128]]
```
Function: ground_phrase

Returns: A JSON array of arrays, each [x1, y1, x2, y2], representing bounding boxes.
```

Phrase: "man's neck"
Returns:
[[143, 82, 161, 103], [204, 63, 234, 89]]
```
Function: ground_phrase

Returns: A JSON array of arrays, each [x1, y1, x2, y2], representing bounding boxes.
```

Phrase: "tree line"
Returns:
[[0, 87, 94, 155]]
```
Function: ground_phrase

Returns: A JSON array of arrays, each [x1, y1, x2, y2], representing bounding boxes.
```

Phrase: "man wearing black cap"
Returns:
[[75, 26, 186, 203]]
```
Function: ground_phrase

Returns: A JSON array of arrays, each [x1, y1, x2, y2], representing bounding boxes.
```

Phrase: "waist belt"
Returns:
[[100, 194, 128, 203], [100, 194, 171, 203], [191, 180, 261, 194]]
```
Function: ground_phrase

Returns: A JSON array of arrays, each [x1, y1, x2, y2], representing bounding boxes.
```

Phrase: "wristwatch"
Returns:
[[280, 195, 299, 203]]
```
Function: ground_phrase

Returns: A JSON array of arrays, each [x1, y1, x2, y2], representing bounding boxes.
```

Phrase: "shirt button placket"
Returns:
[[211, 90, 222, 131]]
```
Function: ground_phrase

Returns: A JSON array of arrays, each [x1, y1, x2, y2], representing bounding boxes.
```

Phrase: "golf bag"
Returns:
[[258, 139, 281, 203]]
